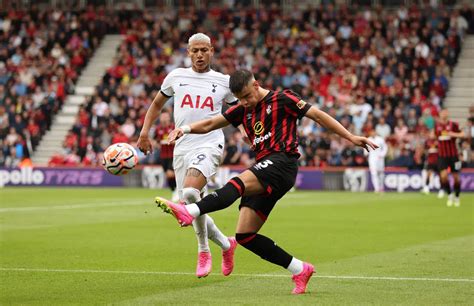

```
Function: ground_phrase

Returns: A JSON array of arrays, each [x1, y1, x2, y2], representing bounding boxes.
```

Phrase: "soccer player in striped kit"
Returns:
[[156, 70, 378, 294], [421, 131, 440, 195], [155, 111, 178, 201], [434, 109, 465, 207]]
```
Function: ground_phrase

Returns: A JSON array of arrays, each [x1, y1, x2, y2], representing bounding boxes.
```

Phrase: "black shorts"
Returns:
[[424, 162, 438, 172], [438, 157, 462, 173], [160, 158, 173, 172], [239, 153, 298, 220]]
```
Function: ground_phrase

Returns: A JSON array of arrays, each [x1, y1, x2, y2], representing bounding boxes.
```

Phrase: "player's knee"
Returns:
[[181, 187, 201, 204], [235, 232, 256, 246]]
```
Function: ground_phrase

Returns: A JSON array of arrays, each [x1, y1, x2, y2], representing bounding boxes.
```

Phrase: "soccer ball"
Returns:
[[102, 143, 138, 175]]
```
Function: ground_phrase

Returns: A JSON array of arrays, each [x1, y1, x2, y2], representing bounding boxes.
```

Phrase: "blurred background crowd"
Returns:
[[1, 2, 473, 168]]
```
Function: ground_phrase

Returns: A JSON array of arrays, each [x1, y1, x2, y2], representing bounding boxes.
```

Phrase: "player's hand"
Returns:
[[242, 134, 252, 146], [167, 128, 184, 144], [137, 134, 153, 155], [350, 135, 379, 152]]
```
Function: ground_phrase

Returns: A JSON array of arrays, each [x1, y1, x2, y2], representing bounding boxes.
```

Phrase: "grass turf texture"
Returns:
[[0, 188, 473, 305]]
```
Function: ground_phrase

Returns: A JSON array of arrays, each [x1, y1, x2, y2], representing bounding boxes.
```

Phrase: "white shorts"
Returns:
[[173, 147, 222, 193]]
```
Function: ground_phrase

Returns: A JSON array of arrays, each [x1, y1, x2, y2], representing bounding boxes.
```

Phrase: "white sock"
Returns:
[[192, 215, 209, 252], [185, 204, 200, 217], [206, 215, 231, 250], [287, 257, 304, 275]]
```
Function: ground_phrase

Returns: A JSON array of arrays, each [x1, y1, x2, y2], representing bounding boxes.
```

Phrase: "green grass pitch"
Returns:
[[0, 188, 473, 305]]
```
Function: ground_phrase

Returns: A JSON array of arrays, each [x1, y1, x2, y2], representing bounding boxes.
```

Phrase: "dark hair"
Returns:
[[229, 69, 254, 94]]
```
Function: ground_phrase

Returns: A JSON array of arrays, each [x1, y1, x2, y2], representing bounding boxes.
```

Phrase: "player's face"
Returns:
[[188, 41, 214, 73], [235, 81, 260, 109]]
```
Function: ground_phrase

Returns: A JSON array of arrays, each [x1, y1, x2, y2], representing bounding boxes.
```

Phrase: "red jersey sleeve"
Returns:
[[281, 90, 311, 119], [223, 104, 245, 127]]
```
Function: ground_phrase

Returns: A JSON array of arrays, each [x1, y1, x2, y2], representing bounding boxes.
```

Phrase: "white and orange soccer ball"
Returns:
[[102, 143, 138, 175]]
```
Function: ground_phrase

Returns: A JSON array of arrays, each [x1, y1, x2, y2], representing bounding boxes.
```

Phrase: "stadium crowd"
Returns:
[[1, 4, 473, 168], [0, 6, 119, 167]]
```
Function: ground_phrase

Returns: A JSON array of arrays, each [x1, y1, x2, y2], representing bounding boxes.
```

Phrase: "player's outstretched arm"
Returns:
[[448, 130, 466, 138], [305, 106, 378, 151], [137, 92, 169, 154], [168, 115, 230, 144]]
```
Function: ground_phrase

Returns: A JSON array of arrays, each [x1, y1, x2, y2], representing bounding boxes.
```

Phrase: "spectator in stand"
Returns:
[[0, 7, 117, 166], [375, 117, 391, 140], [44, 3, 473, 169], [223, 130, 243, 165]]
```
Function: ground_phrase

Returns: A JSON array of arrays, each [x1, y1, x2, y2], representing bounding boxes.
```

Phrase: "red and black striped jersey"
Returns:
[[425, 138, 438, 165], [434, 121, 459, 158], [223, 90, 311, 161], [155, 124, 175, 159]]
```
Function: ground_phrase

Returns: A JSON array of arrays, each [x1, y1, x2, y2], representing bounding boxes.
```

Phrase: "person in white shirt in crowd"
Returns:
[[365, 129, 388, 193]]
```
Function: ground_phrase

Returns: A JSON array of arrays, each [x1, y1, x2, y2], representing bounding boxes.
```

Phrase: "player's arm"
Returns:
[[137, 91, 169, 154], [238, 124, 252, 146], [305, 106, 378, 151], [448, 131, 465, 138], [167, 115, 230, 144]]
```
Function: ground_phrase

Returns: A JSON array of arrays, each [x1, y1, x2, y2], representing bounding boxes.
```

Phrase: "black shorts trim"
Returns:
[[438, 157, 461, 173], [424, 163, 438, 172], [160, 158, 173, 172], [239, 153, 298, 219]]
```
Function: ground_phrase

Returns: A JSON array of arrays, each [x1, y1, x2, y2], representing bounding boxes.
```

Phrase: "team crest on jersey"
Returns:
[[296, 100, 306, 109], [211, 84, 217, 93], [253, 121, 264, 135]]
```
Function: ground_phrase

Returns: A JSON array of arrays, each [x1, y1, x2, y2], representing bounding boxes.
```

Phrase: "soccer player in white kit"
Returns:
[[137, 33, 237, 278], [365, 129, 388, 193]]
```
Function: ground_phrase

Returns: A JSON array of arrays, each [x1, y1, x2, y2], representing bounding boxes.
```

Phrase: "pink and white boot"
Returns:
[[196, 251, 212, 278], [291, 262, 315, 294]]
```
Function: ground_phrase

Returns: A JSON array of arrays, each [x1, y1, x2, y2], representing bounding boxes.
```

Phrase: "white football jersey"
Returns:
[[160, 68, 237, 155]]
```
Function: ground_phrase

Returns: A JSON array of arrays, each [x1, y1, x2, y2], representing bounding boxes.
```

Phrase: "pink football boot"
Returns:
[[222, 237, 237, 276], [196, 251, 212, 278], [155, 197, 194, 226], [291, 262, 315, 294]]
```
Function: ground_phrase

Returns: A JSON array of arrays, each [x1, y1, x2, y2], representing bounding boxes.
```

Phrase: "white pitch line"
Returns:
[[1, 267, 472, 283], [0, 201, 151, 213]]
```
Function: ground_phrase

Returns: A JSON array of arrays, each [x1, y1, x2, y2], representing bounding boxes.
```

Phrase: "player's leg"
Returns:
[[370, 166, 380, 193], [181, 167, 213, 277], [235, 203, 314, 294], [193, 153, 234, 253], [378, 169, 385, 193], [445, 158, 459, 207], [422, 168, 430, 194], [157, 153, 298, 225], [157, 169, 262, 225], [186, 170, 264, 216], [173, 154, 212, 277], [452, 160, 462, 207], [438, 159, 448, 199], [439, 161, 451, 201], [183, 149, 237, 276], [163, 159, 178, 201]]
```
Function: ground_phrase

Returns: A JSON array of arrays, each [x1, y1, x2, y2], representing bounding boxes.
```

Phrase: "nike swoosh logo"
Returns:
[[179, 83, 190, 86]]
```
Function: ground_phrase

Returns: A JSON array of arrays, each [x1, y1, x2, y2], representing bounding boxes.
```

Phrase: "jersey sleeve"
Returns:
[[223, 104, 245, 127], [160, 71, 175, 97], [281, 90, 311, 119], [452, 121, 460, 133]]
